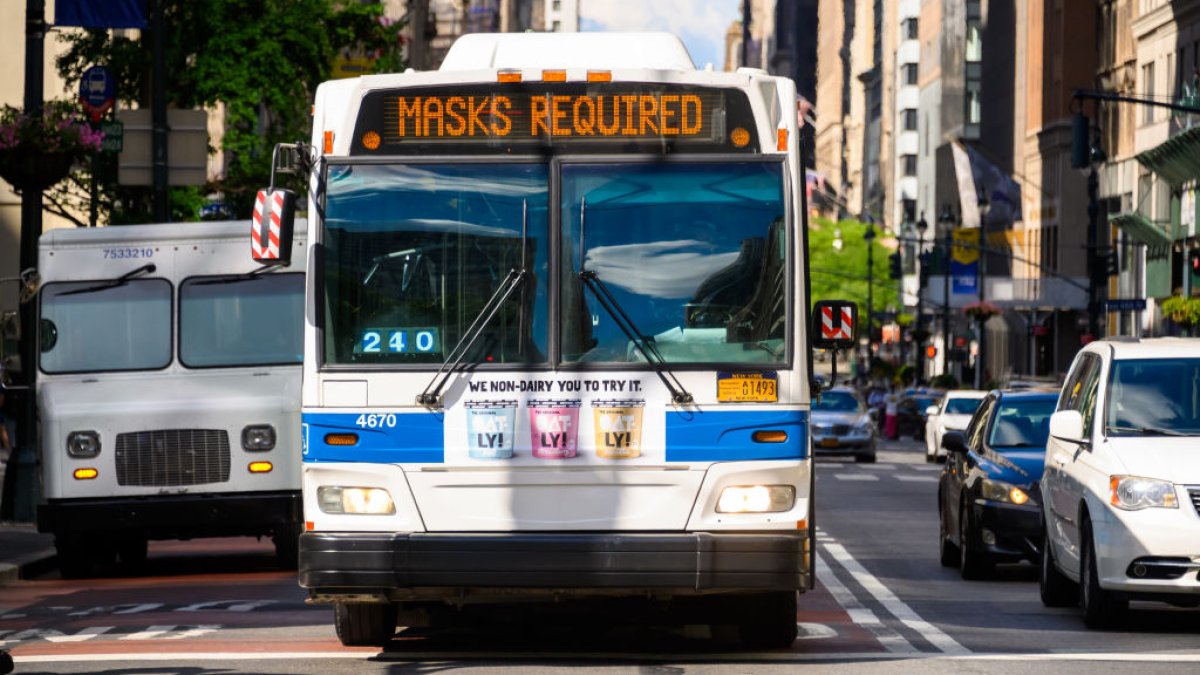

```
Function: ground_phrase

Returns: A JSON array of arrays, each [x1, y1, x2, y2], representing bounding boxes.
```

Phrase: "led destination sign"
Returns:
[[351, 83, 759, 154]]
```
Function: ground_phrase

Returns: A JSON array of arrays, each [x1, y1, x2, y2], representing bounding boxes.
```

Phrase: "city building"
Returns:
[[543, 0, 578, 33]]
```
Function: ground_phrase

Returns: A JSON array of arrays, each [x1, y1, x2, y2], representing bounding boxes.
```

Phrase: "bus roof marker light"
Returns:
[[325, 433, 359, 446], [730, 127, 750, 148], [497, 70, 522, 83], [248, 461, 273, 473], [542, 69, 567, 82], [587, 70, 612, 82], [361, 131, 381, 151], [73, 468, 98, 480]]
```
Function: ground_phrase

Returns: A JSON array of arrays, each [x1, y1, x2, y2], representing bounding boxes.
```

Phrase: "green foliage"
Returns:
[[808, 216, 901, 332], [50, 0, 405, 223], [930, 373, 960, 389], [1162, 295, 1200, 327]]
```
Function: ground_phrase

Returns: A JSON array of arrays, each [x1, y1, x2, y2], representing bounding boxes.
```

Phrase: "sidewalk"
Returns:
[[0, 521, 55, 586]]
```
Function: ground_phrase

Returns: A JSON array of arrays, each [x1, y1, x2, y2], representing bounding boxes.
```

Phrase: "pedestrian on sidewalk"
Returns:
[[883, 386, 899, 440]]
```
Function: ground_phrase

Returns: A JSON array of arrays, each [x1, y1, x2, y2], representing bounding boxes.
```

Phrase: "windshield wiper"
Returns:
[[416, 202, 529, 408], [191, 265, 285, 286], [59, 264, 157, 296], [1107, 424, 1191, 437], [577, 197, 694, 406]]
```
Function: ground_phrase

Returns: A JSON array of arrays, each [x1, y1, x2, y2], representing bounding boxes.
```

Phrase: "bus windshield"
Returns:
[[180, 273, 306, 368], [562, 161, 787, 364], [40, 279, 172, 373], [322, 163, 549, 366]]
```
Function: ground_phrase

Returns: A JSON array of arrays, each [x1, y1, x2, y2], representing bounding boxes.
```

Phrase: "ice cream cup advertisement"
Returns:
[[592, 399, 646, 459], [465, 400, 518, 459], [528, 399, 581, 459]]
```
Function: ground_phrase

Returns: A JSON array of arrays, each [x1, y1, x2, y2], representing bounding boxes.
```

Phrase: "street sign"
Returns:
[[79, 65, 115, 122], [99, 120, 123, 153], [1103, 298, 1146, 312]]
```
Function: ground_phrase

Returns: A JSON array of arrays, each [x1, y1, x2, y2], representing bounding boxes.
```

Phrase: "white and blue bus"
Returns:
[[256, 32, 855, 648]]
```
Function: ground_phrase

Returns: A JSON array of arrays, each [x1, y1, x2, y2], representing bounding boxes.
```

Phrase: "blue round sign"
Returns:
[[79, 65, 115, 120]]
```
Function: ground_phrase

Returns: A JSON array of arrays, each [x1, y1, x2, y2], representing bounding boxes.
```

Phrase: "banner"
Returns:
[[951, 228, 979, 294]]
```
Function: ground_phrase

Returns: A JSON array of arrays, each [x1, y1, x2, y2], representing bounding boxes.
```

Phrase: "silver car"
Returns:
[[811, 387, 877, 463]]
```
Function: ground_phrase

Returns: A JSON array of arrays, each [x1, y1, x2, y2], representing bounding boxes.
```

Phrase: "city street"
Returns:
[[4, 437, 1200, 673]]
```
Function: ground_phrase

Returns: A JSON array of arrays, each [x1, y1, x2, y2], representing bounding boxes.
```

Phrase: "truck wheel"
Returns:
[[55, 535, 93, 580], [273, 522, 301, 570], [334, 602, 397, 647], [118, 535, 148, 573], [736, 592, 798, 650]]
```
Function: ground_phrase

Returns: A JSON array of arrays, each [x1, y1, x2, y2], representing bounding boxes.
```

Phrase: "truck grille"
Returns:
[[1190, 487, 1200, 516], [115, 429, 231, 487]]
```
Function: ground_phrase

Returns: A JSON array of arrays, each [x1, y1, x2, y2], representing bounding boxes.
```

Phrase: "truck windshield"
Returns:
[[322, 163, 549, 366], [180, 273, 305, 368], [40, 279, 172, 373], [560, 161, 788, 364]]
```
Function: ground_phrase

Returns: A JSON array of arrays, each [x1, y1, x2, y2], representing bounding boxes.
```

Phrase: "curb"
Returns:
[[0, 549, 56, 586]]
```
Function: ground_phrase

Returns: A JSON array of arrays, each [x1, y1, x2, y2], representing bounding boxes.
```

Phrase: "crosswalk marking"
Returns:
[[894, 475, 938, 483], [833, 474, 879, 481]]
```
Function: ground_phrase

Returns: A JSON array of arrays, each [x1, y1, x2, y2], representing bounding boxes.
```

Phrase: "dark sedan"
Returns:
[[937, 389, 1057, 580]]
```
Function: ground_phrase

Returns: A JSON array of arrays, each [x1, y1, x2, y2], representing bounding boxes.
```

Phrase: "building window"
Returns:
[[552, 0, 561, 10], [903, 18, 918, 40], [903, 63, 918, 85], [903, 109, 918, 131], [1143, 61, 1156, 124], [902, 155, 917, 176], [552, 19, 561, 31], [966, 21, 982, 62], [966, 80, 981, 124]]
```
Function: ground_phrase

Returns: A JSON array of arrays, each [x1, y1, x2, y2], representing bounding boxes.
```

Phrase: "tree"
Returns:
[[50, 0, 405, 225], [808, 216, 901, 333]]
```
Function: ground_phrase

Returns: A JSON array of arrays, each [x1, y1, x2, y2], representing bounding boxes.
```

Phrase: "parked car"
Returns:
[[1041, 339, 1200, 628], [894, 393, 941, 440], [924, 390, 987, 462], [811, 387, 877, 463], [938, 388, 1057, 580]]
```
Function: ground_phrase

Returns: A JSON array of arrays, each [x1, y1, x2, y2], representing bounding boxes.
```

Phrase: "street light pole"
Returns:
[[976, 197, 990, 389], [915, 215, 928, 385], [939, 206, 955, 379], [865, 223, 876, 370]]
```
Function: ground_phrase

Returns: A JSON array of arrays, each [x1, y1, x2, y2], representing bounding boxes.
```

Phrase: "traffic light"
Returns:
[[888, 252, 902, 280], [925, 344, 937, 359], [1190, 249, 1200, 275]]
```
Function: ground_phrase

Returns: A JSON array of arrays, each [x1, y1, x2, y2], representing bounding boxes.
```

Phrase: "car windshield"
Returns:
[[39, 279, 172, 373], [560, 161, 788, 364], [988, 398, 1055, 448], [945, 398, 983, 415], [1106, 358, 1200, 435], [180, 273, 305, 368], [813, 391, 862, 412], [322, 163, 549, 365]]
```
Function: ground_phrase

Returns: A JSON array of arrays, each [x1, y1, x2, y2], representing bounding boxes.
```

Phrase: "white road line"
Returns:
[[821, 541, 968, 655], [833, 474, 879, 481], [910, 464, 943, 472], [814, 552, 918, 653], [857, 464, 897, 470], [894, 475, 938, 483]]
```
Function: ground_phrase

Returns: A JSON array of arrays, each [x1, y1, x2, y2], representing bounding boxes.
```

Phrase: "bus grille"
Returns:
[[115, 429, 231, 487]]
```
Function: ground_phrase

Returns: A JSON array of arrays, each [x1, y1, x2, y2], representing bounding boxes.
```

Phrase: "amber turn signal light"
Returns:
[[752, 430, 788, 443]]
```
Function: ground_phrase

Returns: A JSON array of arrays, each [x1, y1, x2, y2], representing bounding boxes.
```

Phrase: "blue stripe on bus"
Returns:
[[302, 412, 445, 463], [665, 409, 807, 462]]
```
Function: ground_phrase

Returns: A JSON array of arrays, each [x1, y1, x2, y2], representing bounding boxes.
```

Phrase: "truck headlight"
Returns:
[[66, 431, 101, 458], [716, 485, 795, 513], [242, 425, 276, 451], [1110, 476, 1177, 510], [981, 478, 1034, 506], [317, 486, 395, 515]]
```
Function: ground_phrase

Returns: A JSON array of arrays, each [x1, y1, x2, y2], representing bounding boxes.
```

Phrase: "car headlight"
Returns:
[[716, 485, 795, 513], [1109, 476, 1178, 511], [241, 424, 276, 451], [317, 486, 395, 515], [66, 431, 101, 458], [981, 478, 1034, 506]]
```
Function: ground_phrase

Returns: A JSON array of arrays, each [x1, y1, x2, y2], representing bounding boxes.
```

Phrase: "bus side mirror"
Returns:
[[811, 300, 858, 350], [251, 188, 296, 266]]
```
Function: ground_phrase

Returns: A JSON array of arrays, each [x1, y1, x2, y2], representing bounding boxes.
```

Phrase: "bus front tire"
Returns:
[[735, 591, 798, 650], [334, 602, 397, 647]]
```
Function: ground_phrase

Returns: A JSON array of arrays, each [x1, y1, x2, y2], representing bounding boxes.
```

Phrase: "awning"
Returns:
[[1135, 125, 1200, 187], [1110, 212, 1172, 248]]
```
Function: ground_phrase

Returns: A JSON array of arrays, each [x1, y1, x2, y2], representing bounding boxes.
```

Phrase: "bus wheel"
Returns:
[[54, 535, 93, 579], [334, 602, 397, 647], [736, 592, 798, 650], [273, 522, 301, 570]]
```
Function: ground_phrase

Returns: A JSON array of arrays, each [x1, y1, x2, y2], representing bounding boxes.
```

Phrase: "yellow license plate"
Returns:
[[717, 371, 778, 402], [820, 438, 840, 448]]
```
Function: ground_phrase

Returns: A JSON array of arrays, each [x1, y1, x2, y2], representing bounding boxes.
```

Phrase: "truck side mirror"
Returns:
[[251, 188, 296, 266]]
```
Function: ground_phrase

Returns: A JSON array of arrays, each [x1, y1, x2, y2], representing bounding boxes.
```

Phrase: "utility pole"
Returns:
[[865, 223, 876, 369], [741, 0, 752, 67], [151, 0, 168, 221], [410, 0, 428, 70], [976, 204, 987, 389]]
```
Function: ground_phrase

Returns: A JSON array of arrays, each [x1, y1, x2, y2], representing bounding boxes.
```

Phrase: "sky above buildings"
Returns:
[[579, 0, 740, 70]]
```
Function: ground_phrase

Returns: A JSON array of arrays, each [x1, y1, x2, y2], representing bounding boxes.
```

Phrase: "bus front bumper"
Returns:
[[299, 531, 808, 599], [37, 491, 302, 539]]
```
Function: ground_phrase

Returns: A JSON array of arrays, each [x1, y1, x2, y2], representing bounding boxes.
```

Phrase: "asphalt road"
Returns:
[[3, 437, 1200, 673]]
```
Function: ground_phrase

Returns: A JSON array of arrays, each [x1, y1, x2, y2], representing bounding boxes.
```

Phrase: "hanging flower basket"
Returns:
[[962, 300, 1002, 319], [0, 100, 101, 191]]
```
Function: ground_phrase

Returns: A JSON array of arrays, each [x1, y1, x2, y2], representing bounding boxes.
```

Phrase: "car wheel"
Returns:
[[1039, 528, 1077, 608], [855, 452, 877, 464], [938, 499, 959, 567], [1080, 519, 1128, 629], [959, 500, 994, 580]]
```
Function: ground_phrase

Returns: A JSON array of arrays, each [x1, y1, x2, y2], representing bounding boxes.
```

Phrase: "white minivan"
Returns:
[[1041, 338, 1200, 627]]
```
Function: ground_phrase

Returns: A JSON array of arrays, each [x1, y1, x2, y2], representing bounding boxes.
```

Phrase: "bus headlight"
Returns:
[[317, 486, 395, 515], [66, 431, 101, 458], [716, 485, 795, 513], [242, 425, 276, 451]]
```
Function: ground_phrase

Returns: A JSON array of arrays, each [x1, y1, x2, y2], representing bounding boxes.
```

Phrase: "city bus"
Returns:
[[36, 220, 307, 577], [257, 31, 855, 648]]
